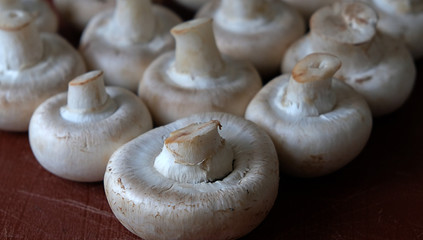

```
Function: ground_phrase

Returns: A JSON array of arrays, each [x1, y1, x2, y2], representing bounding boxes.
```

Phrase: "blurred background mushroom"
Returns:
[[79, 0, 181, 92], [196, 0, 305, 79], [0, 9, 85, 131], [53, 0, 115, 31], [366, 0, 423, 59], [0, 0, 58, 32]]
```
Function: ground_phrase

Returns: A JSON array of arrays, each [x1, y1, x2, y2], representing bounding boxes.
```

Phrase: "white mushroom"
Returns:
[[29, 70, 153, 182], [0, 0, 58, 32], [79, 0, 181, 92], [247, 53, 372, 177], [282, 1, 416, 116], [138, 18, 262, 126], [196, 0, 305, 78], [367, 0, 423, 59], [53, 0, 115, 31], [104, 112, 279, 240], [281, 0, 339, 20], [0, 10, 86, 132]]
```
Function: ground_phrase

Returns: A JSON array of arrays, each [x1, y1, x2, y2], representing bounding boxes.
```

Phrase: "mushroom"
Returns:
[[367, 0, 423, 59], [104, 112, 279, 240], [29, 70, 153, 182], [281, 0, 338, 20], [53, 0, 115, 31], [138, 18, 262, 126], [196, 0, 305, 79], [79, 0, 181, 92], [281, 1, 416, 116], [246, 53, 373, 177], [0, 0, 58, 32], [0, 10, 86, 132]]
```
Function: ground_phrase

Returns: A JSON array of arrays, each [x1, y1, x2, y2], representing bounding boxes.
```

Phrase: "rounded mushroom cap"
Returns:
[[79, 1, 182, 92], [281, 2, 416, 116], [370, 0, 423, 58], [29, 71, 153, 182], [196, 0, 305, 78], [0, 10, 86, 131], [138, 18, 262, 126], [138, 52, 262, 126], [104, 112, 279, 240], [0, 0, 58, 32], [310, 1, 379, 45], [248, 53, 372, 177]]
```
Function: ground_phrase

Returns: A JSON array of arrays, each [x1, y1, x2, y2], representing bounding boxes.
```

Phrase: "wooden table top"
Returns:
[[2, 1, 423, 239]]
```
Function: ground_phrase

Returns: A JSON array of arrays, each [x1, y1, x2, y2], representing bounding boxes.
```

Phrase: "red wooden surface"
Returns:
[[2, 1, 423, 239]]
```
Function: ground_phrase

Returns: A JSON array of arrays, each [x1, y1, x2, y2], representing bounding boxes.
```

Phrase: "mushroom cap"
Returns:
[[281, 2, 416, 116], [0, 0, 58, 32], [0, 34, 86, 131], [245, 73, 372, 177], [79, 4, 181, 92], [138, 52, 262, 126], [53, 0, 115, 30], [196, 0, 305, 78], [370, 0, 423, 58], [29, 85, 153, 182], [104, 112, 279, 240]]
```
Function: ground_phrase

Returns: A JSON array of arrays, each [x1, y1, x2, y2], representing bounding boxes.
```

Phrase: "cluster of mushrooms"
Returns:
[[0, 0, 420, 239]]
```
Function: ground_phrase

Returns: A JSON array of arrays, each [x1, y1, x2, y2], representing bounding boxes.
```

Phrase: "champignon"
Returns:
[[104, 112, 279, 240], [0, 10, 86, 132], [29, 70, 153, 182], [282, 1, 416, 116], [247, 53, 372, 177], [53, 0, 115, 31], [79, 0, 181, 92], [367, 0, 423, 59], [0, 0, 58, 32], [196, 0, 305, 79], [138, 18, 262, 126]]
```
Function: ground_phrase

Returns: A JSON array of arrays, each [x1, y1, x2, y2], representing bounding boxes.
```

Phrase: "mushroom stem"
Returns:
[[60, 71, 118, 122], [219, 0, 270, 21], [0, 10, 43, 71], [171, 18, 225, 78], [310, 2, 380, 71], [282, 53, 340, 117], [109, 0, 156, 44], [154, 120, 233, 183]]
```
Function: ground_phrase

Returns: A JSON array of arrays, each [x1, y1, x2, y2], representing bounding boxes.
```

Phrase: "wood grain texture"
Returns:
[[2, 1, 423, 239]]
